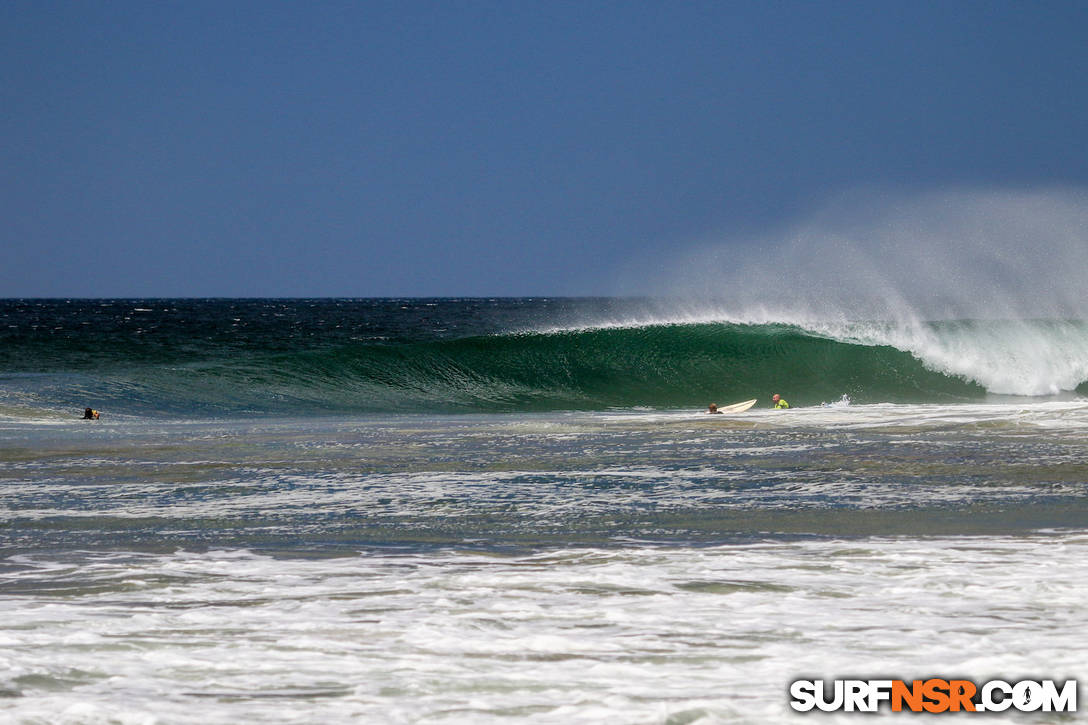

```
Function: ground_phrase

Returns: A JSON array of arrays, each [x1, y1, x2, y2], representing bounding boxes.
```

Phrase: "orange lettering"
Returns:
[[922, 679, 951, 713], [948, 680, 977, 712], [892, 680, 924, 712]]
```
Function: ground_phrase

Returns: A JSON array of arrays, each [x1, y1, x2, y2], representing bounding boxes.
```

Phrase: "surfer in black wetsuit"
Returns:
[[83, 407, 100, 420], [707, 403, 722, 414]]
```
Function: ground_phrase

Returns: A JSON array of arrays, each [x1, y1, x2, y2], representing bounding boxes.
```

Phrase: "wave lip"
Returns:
[[803, 318, 1088, 397]]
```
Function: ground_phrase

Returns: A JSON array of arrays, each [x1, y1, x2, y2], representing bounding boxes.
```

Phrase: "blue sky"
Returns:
[[3, 1, 1087, 297]]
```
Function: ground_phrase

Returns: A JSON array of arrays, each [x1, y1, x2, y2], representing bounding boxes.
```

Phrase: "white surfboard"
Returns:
[[713, 398, 757, 414]]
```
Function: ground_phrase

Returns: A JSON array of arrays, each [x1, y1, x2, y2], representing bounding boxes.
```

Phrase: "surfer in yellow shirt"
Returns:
[[772, 394, 789, 409]]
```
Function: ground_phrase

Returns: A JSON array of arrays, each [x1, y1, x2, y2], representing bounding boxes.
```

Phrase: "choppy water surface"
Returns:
[[3, 404, 1088, 723], [3, 300, 1088, 722]]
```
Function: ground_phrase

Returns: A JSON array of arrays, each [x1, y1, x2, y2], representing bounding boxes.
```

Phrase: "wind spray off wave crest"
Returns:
[[643, 187, 1088, 396]]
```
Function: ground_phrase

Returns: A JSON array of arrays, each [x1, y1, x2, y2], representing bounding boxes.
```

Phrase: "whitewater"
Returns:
[[2, 297, 1088, 723]]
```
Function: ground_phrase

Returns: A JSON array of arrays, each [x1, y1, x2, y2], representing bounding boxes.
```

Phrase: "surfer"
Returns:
[[83, 407, 100, 420], [772, 394, 789, 409], [707, 403, 722, 414]]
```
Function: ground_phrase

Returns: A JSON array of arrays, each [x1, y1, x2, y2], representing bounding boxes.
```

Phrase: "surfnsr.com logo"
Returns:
[[789, 679, 1078, 713]]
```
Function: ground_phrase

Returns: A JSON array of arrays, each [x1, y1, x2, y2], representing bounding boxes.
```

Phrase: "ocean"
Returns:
[[2, 298, 1087, 723]]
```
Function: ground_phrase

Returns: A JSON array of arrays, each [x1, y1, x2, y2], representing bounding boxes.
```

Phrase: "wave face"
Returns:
[[2, 300, 1087, 416]]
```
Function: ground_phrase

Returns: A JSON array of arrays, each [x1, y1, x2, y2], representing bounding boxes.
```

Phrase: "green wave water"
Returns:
[[230, 323, 981, 411], [3, 300, 1088, 416]]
